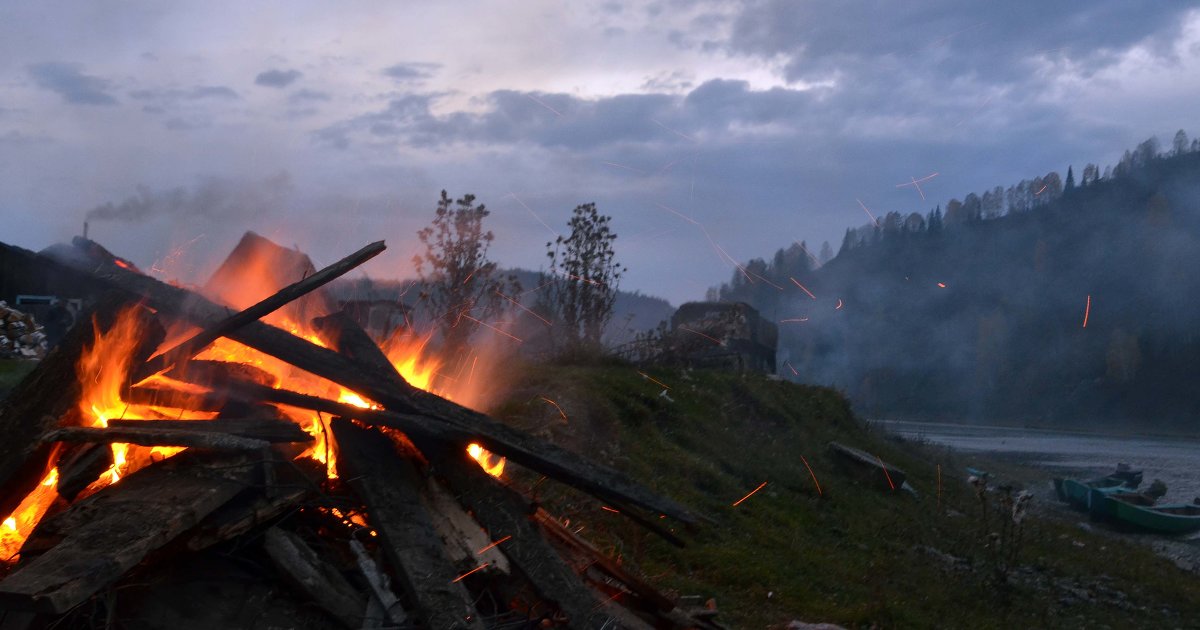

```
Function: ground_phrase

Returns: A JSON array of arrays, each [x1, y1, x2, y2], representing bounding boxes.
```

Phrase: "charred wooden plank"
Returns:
[[165, 359, 278, 389], [330, 419, 483, 630], [55, 443, 112, 501], [185, 486, 308, 551], [0, 450, 256, 614], [47, 240, 699, 524], [262, 527, 365, 629], [434, 454, 620, 630], [0, 295, 161, 518], [133, 240, 385, 382], [106, 418, 312, 443], [348, 539, 407, 626], [123, 385, 228, 412], [43, 426, 271, 451], [532, 508, 676, 612]]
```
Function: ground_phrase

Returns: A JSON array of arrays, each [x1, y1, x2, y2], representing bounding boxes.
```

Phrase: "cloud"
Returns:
[[27, 62, 118, 105], [254, 68, 303, 88], [289, 89, 331, 103], [130, 85, 240, 101], [726, 1, 1191, 84], [85, 172, 293, 223], [382, 62, 440, 81]]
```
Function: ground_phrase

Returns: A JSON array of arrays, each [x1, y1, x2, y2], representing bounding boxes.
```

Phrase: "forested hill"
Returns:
[[717, 133, 1200, 429]]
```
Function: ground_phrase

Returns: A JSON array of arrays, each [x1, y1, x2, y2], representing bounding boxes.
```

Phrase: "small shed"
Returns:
[[669, 301, 778, 373]]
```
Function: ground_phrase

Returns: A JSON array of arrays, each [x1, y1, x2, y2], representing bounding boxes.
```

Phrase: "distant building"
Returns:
[[669, 301, 778, 373]]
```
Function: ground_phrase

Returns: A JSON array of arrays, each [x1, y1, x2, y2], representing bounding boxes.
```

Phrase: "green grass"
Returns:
[[491, 364, 1200, 629], [0, 359, 36, 398]]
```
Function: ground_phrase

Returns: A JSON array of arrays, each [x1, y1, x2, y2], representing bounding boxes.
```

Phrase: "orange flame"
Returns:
[[0, 467, 59, 563], [467, 443, 505, 477]]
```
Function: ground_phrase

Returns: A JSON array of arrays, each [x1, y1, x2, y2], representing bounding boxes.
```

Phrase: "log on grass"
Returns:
[[0, 450, 256, 614], [106, 418, 312, 443], [0, 295, 161, 518], [330, 419, 482, 630], [43, 426, 271, 451], [47, 238, 699, 525], [133, 239, 385, 382], [262, 527, 365, 629], [434, 453, 627, 630]]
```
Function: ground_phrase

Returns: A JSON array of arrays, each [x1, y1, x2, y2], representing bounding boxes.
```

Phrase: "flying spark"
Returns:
[[937, 282, 946, 288], [679, 326, 724, 346], [540, 396, 568, 421], [855, 198, 880, 227], [496, 289, 552, 326], [800, 455, 823, 496], [600, 506, 620, 514], [835, 298, 844, 310], [525, 93, 564, 117], [732, 481, 768, 507], [637, 371, 671, 390], [1082, 294, 1091, 328], [789, 277, 817, 300], [785, 361, 799, 376], [476, 535, 512, 555], [896, 172, 939, 201], [1034, 184, 1048, 196], [452, 562, 490, 583], [876, 455, 896, 490], [461, 315, 523, 343], [780, 317, 809, 323], [508, 193, 558, 237], [654, 202, 700, 225]]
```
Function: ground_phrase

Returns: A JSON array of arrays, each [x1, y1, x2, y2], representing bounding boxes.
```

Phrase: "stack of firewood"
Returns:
[[0, 303, 47, 360], [0, 236, 722, 629]]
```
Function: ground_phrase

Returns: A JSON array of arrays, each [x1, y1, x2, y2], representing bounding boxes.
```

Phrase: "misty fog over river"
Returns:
[[879, 420, 1200, 507]]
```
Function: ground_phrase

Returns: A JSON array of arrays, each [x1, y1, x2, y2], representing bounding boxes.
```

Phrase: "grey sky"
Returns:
[[1, 1, 1197, 304]]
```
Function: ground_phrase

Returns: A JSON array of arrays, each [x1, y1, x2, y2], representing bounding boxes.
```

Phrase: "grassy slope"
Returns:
[[0, 360, 36, 398], [491, 363, 1200, 629]]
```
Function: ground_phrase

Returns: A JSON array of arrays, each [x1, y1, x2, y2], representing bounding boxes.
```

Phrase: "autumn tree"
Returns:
[[542, 203, 625, 349], [413, 190, 516, 357]]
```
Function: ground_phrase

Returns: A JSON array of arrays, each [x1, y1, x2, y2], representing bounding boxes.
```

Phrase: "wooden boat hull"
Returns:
[[827, 441, 906, 491], [1102, 497, 1200, 534], [1057, 477, 1126, 511]]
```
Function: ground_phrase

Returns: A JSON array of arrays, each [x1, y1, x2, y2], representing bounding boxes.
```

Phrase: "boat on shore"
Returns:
[[1092, 493, 1200, 534], [1054, 465, 1144, 511]]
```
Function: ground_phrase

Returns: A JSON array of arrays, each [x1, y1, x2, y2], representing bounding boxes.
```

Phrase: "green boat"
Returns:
[[1055, 476, 1130, 511], [1099, 495, 1200, 534]]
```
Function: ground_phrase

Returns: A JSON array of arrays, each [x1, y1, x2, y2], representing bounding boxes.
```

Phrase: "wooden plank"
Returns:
[[133, 240, 385, 382], [532, 508, 676, 612], [0, 295, 160, 518], [47, 239, 699, 524], [262, 527, 365, 629], [0, 450, 256, 613], [434, 453, 619, 630], [54, 443, 112, 501], [106, 418, 312, 443], [43, 426, 271, 451], [330, 419, 483, 630], [185, 487, 308, 551]]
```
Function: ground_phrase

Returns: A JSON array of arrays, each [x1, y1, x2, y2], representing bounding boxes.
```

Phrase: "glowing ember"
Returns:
[[467, 443, 506, 477], [476, 535, 512, 555], [876, 455, 896, 490], [1082, 294, 1091, 328], [789, 277, 816, 300], [937, 282, 947, 288], [1, 467, 59, 563], [451, 562, 490, 583], [732, 481, 768, 507], [800, 455, 823, 497]]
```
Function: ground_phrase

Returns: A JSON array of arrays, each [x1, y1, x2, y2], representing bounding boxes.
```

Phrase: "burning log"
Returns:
[[105, 418, 313, 443], [0, 296, 161, 519], [43, 426, 272, 451], [330, 419, 484, 630], [0, 450, 257, 613], [185, 456, 323, 551], [44, 244, 698, 524], [54, 443, 113, 501], [262, 527, 366, 629], [165, 359, 277, 389], [133, 239, 385, 382]]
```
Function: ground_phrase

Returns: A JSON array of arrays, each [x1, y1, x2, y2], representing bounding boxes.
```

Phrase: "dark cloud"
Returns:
[[727, 1, 1191, 83], [382, 62, 440, 81], [85, 172, 293, 223], [289, 89, 331, 103], [130, 85, 239, 101], [254, 68, 303, 88], [27, 62, 118, 105]]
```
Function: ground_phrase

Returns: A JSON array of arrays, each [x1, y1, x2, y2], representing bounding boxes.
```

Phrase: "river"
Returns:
[[877, 420, 1200, 506]]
